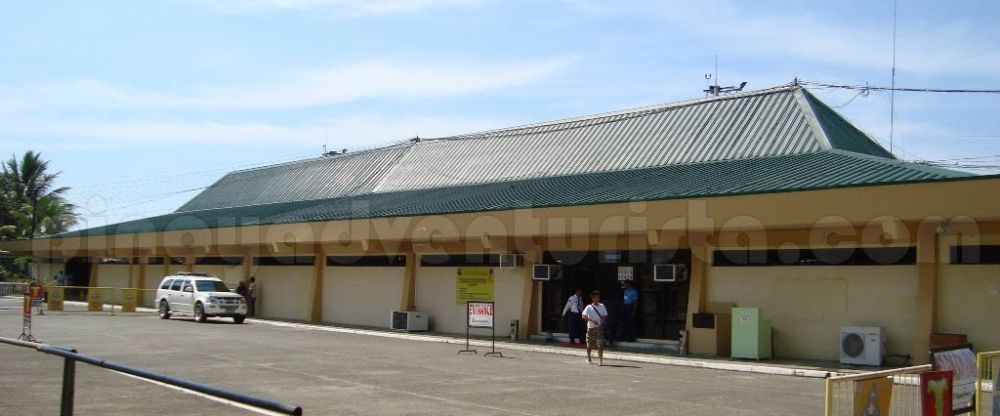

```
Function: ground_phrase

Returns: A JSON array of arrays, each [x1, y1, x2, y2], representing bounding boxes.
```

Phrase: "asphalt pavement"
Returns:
[[0, 298, 824, 415]]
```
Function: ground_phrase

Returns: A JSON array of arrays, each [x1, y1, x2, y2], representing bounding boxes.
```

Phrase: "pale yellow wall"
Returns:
[[708, 262, 919, 361], [934, 234, 1000, 352], [322, 267, 405, 328], [143, 268, 166, 307], [936, 236, 1000, 351], [37, 263, 65, 282], [191, 265, 244, 288], [936, 265, 1000, 351], [415, 266, 525, 336], [254, 266, 312, 321], [97, 264, 132, 289]]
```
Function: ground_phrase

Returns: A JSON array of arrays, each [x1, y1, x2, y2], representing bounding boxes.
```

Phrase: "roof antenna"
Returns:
[[703, 55, 747, 97], [889, 0, 898, 155], [323, 129, 328, 156]]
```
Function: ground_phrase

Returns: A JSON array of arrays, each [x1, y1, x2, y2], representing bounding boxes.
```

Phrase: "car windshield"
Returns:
[[195, 280, 229, 293]]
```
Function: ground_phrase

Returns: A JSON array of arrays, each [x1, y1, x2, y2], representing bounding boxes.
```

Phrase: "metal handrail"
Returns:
[[978, 350, 1000, 416], [0, 336, 302, 416]]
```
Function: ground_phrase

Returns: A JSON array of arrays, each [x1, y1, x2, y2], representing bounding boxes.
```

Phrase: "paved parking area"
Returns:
[[0, 298, 824, 415]]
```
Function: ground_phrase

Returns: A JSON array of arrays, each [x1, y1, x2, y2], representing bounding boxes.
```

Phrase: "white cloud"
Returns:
[[187, 58, 574, 109], [191, 0, 482, 15], [557, 0, 1000, 77], [0, 58, 573, 114], [0, 113, 510, 150]]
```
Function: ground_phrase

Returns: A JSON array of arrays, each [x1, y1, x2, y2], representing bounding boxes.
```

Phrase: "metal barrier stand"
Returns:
[[979, 350, 1000, 416], [0, 336, 302, 416], [824, 364, 932, 416]]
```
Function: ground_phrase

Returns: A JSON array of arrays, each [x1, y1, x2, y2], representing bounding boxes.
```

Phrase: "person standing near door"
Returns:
[[561, 288, 585, 344], [622, 280, 638, 342], [247, 277, 258, 317], [581, 290, 608, 366]]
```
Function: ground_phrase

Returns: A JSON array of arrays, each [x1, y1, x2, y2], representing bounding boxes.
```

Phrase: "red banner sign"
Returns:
[[920, 370, 953, 416]]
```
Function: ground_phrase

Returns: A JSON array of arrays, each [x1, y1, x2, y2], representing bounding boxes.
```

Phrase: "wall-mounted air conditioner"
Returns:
[[840, 325, 886, 366], [390, 310, 428, 331], [498, 253, 524, 268], [653, 264, 678, 282], [532, 264, 557, 281]]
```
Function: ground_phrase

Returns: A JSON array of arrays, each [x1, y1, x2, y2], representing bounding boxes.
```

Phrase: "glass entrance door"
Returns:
[[539, 250, 690, 340]]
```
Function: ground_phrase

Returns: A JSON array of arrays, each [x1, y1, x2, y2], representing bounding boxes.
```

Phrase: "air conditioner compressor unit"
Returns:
[[390, 310, 428, 331], [840, 325, 886, 366]]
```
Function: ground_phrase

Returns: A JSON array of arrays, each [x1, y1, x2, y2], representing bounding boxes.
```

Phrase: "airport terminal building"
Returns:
[[6, 84, 999, 363]]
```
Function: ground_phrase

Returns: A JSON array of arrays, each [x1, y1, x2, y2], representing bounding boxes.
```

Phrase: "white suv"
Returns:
[[155, 273, 247, 323]]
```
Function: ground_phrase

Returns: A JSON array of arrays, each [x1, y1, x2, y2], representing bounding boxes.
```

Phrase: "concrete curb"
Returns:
[[251, 319, 837, 379]]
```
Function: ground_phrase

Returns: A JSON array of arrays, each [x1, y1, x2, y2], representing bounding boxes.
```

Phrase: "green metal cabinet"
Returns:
[[731, 307, 772, 360]]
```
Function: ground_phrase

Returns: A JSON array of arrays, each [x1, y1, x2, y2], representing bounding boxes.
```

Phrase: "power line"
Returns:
[[799, 80, 1000, 94]]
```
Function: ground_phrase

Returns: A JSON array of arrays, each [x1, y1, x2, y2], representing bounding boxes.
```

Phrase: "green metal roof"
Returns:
[[800, 89, 895, 158], [55, 150, 970, 238], [176, 85, 900, 213]]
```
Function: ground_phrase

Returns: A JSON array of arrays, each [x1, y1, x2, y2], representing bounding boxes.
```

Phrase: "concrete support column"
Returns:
[[127, 256, 135, 288], [136, 256, 146, 290], [309, 244, 325, 322], [912, 227, 939, 364], [161, 250, 169, 278], [684, 234, 710, 354], [89, 257, 100, 287], [400, 252, 416, 311], [185, 256, 194, 272], [242, 252, 252, 280], [518, 250, 540, 339]]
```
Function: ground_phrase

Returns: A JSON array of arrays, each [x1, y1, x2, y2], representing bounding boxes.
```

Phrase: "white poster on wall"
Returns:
[[930, 345, 978, 414]]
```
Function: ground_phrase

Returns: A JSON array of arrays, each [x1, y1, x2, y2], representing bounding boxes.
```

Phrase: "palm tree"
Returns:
[[33, 194, 79, 234], [2, 151, 75, 239]]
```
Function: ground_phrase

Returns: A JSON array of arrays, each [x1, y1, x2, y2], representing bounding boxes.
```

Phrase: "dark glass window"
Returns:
[[419, 253, 523, 267], [253, 256, 315, 266], [713, 247, 916, 266], [327, 255, 407, 267], [950, 245, 1000, 264], [194, 256, 244, 265]]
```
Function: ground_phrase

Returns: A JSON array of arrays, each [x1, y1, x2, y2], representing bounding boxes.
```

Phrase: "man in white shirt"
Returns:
[[561, 288, 584, 344], [581, 290, 608, 365]]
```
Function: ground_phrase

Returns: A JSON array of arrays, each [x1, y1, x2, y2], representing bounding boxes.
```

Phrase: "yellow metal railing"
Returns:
[[978, 350, 999, 416], [825, 364, 932, 416]]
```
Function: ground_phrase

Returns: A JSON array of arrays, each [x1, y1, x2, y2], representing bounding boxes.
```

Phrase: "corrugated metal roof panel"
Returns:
[[176, 145, 409, 212], [176, 85, 899, 212], [67, 150, 970, 238], [372, 86, 835, 193]]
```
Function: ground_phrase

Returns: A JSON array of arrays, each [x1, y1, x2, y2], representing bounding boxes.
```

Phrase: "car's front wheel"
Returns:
[[233, 315, 246, 324], [194, 303, 207, 323], [158, 300, 171, 319]]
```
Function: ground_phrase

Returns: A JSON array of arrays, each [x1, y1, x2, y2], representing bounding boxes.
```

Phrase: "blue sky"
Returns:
[[3, 0, 999, 230]]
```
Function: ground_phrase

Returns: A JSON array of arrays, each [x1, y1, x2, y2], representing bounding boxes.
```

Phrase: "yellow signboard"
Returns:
[[854, 377, 893, 416], [87, 289, 104, 312], [120, 288, 138, 313], [456, 268, 494, 304], [47, 286, 65, 311]]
